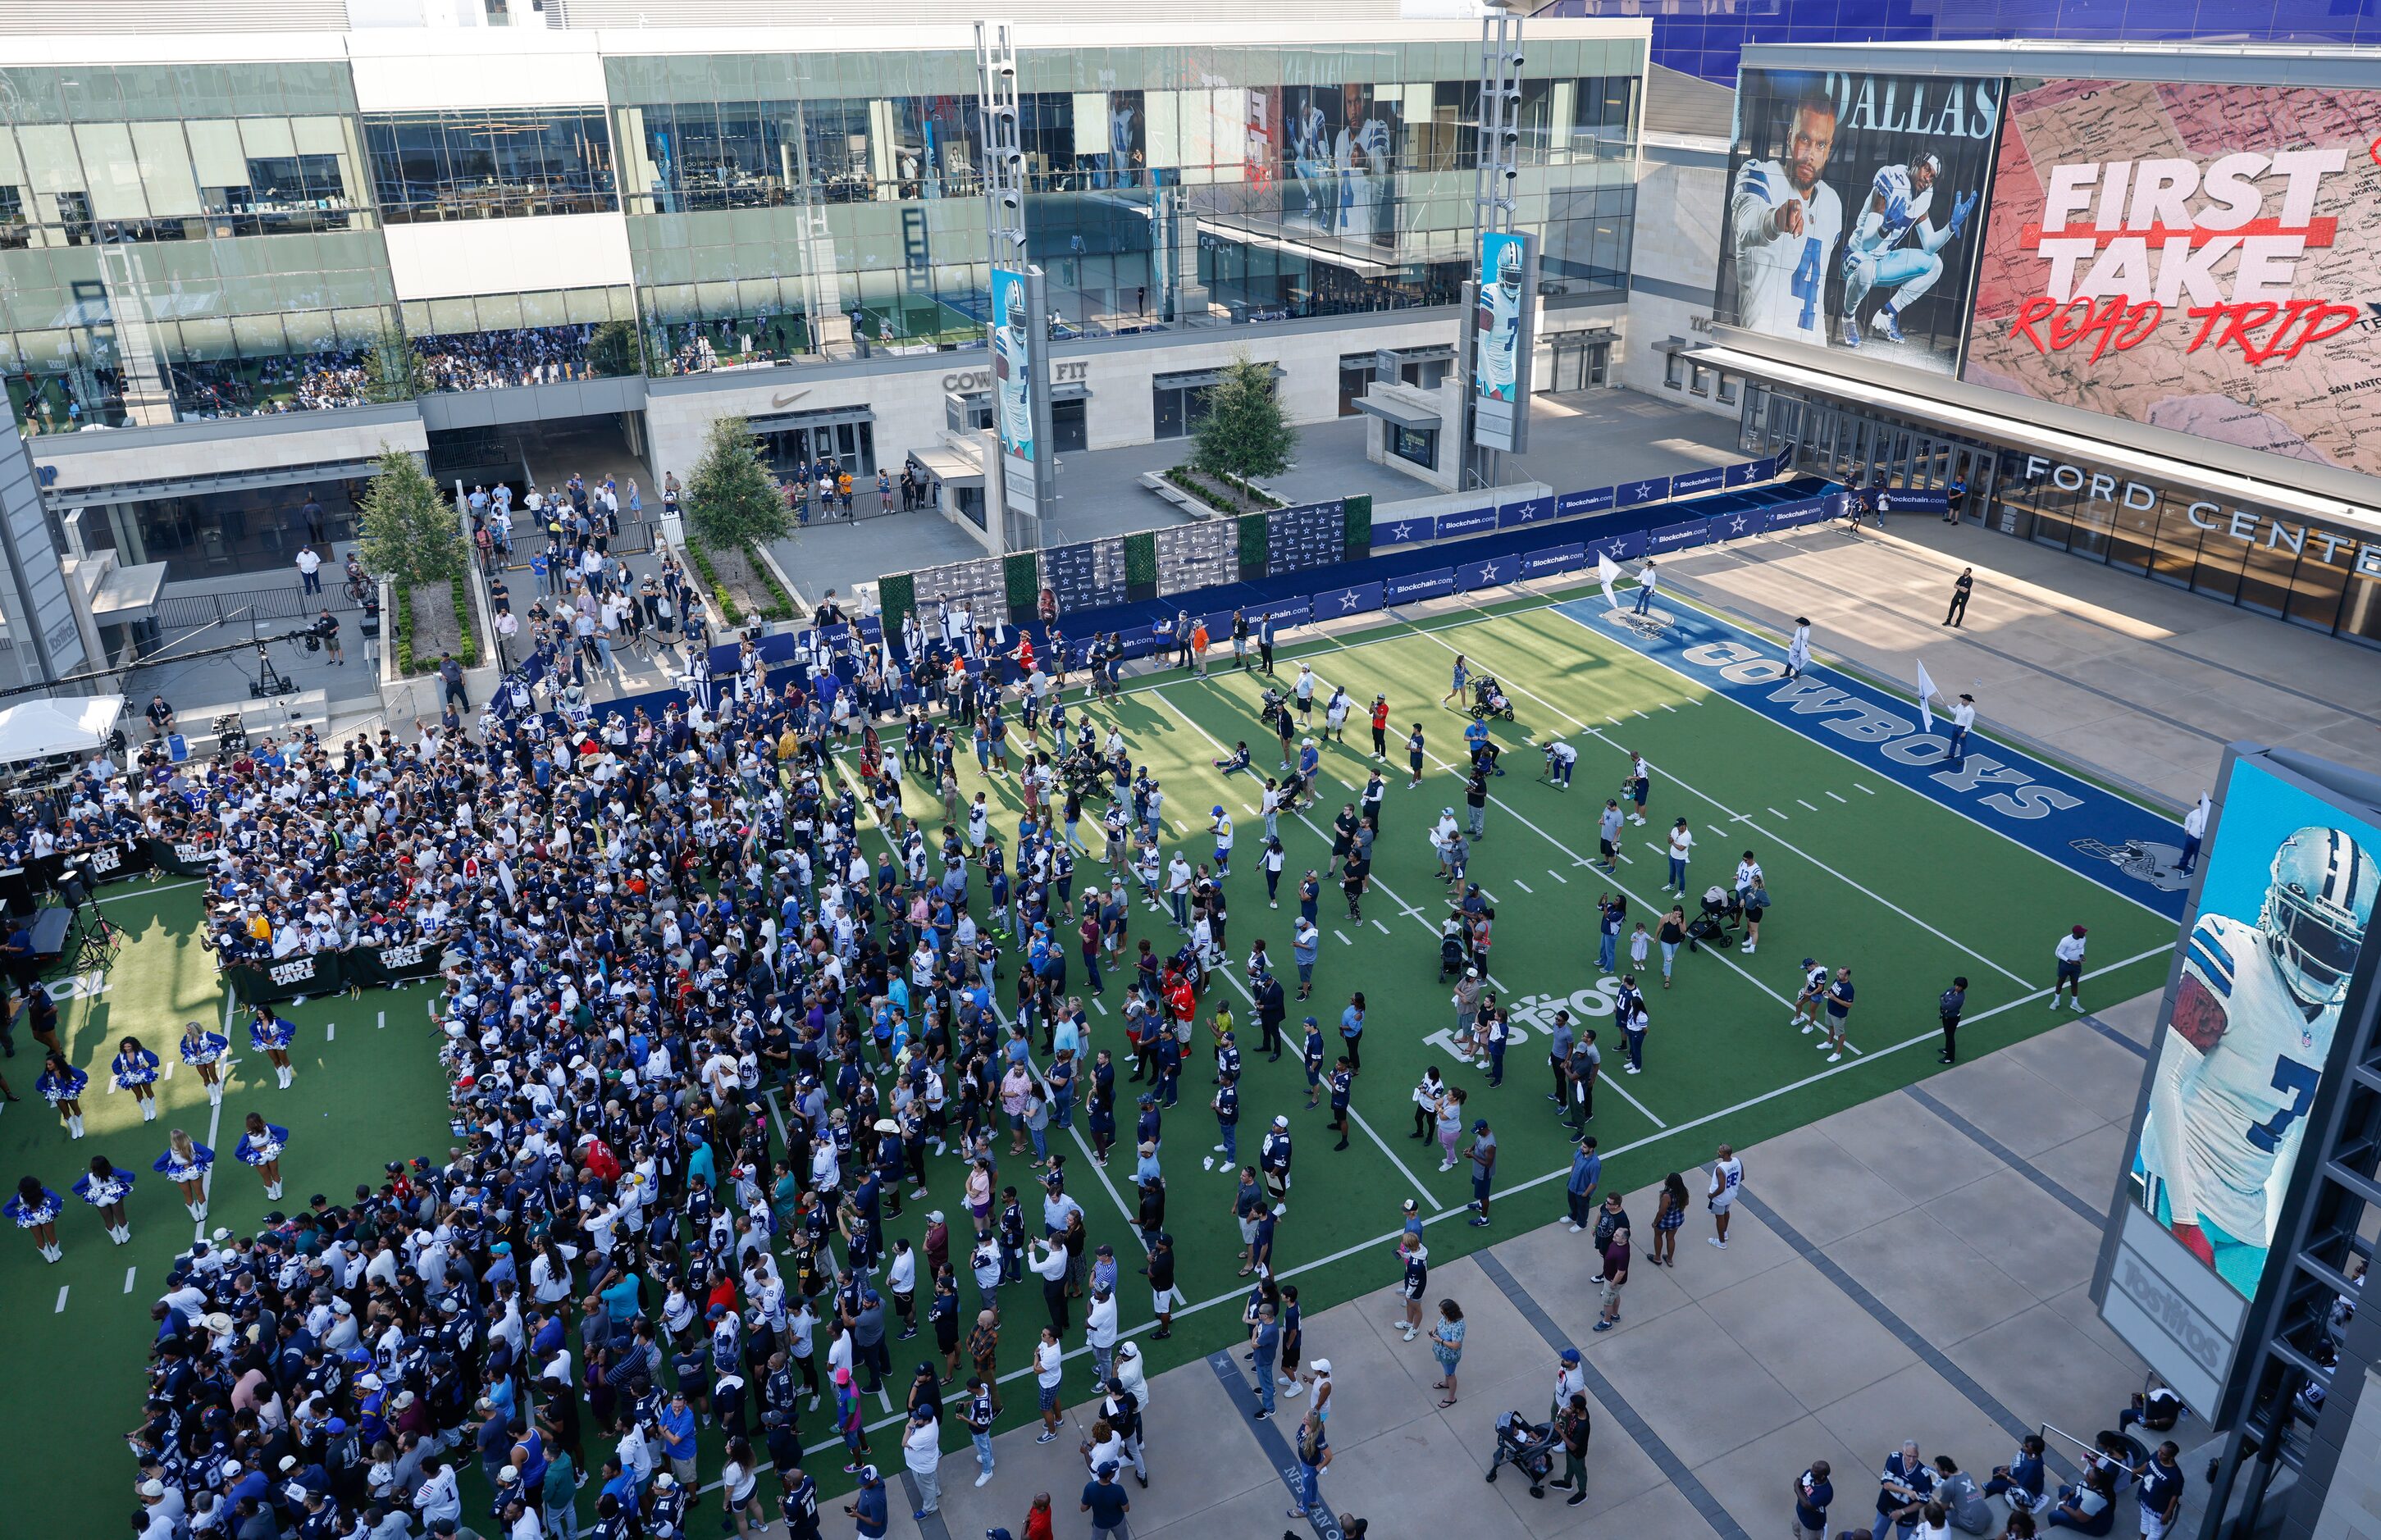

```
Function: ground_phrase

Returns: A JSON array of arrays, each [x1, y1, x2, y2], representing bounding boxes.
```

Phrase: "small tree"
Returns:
[[587, 319, 642, 378], [685, 414, 790, 551], [1192, 353, 1297, 506], [357, 447, 464, 586]]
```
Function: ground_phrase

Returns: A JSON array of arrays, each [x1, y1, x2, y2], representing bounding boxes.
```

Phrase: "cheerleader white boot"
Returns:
[[265, 1182, 283, 1201], [67, 1114, 84, 1139], [278, 1066, 294, 1090], [110, 1224, 129, 1245], [142, 1100, 157, 1123], [207, 1082, 222, 1107], [41, 1243, 60, 1263]]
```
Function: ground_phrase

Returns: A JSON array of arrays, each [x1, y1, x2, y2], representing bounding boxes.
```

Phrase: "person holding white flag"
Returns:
[[1946, 692, 1977, 768], [1597, 551, 1624, 612], [1785, 617, 1812, 680], [1632, 558, 1660, 616]]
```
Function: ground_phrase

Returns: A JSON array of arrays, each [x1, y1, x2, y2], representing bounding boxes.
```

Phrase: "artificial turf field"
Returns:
[[0, 577, 2184, 1532]]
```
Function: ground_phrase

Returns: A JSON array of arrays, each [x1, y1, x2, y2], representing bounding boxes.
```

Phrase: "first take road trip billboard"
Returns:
[[2129, 760, 2379, 1301], [1716, 68, 2002, 374], [1965, 80, 2381, 478]]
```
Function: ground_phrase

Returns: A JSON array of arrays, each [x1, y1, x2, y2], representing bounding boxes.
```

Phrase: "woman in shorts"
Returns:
[[1647, 1171, 1689, 1268]]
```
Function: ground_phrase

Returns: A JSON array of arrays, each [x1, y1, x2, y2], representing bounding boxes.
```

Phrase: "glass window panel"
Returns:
[[426, 298, 480, 332], [131, 121, 201, 218], [2191, 522, 2246, 600], [2338, 569, 2381, 648], [228, 312, 285, 357], [75, 123, 148, 221], [239, 117, 297, 162], [2237, 528, 2302, 617], [19, 125, 81, 198], [2285, 540, 2351, 631], [474, 292, 525, 328], [186, 121, 248, 189]]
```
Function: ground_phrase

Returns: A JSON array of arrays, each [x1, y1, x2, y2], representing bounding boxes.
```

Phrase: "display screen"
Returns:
[[1153, 522, 1237, 597], [1715, 68, 2002, 373], [1040, 539, 1129, 615], [1964, 80, 2381, 478], [2129, 759, 2379, 1300], [1266, 501, 1346, 576], [989, 267, 1036, 467]]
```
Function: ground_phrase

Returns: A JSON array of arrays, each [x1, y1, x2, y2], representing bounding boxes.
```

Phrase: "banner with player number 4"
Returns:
[[1714, 67, 2003, 375]]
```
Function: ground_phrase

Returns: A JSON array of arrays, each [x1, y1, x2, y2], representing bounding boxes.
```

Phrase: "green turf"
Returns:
[[0, 585, 2179, 1527]]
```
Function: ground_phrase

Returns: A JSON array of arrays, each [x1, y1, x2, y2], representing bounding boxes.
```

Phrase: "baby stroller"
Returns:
[[1438, 928, 1467, 982], [1469, 675, 1516, 722], [1259, 689, 1288, 731], [1486, 1409, 1559, 1497], [1684, 885, 1740, 953]]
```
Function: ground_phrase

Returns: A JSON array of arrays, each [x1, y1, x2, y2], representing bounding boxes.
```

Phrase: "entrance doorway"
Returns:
[[1546, 335, 1610, 393]]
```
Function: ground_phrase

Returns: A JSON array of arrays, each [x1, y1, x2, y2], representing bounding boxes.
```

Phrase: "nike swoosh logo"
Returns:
[[771, 390, 812, 408]]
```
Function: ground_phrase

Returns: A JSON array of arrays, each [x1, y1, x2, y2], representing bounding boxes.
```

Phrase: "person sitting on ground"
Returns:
[[1212, 742, 1252, 777]]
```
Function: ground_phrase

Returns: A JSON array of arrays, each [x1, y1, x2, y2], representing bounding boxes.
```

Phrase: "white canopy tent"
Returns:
[[0, 694, 125, 768]]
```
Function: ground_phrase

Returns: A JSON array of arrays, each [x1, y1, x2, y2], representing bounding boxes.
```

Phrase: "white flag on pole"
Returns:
[[1597, 550, 1623, 610], [1914, 660, 1940, 734]]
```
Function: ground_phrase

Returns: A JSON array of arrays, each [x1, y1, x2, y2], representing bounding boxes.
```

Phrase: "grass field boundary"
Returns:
[[1385, 602, 2039, 990]]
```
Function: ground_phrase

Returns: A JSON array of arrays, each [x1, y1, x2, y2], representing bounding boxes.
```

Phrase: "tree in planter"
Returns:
[[357, 448, 464, 586], [1190, 354, 1297, 509], [685, 414, 790, 552], [587, 319, 642, 378]]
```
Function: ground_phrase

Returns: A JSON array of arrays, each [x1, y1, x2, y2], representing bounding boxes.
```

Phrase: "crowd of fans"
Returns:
[[64, 607, 1241, 1540], [411, 327, 604, 394]]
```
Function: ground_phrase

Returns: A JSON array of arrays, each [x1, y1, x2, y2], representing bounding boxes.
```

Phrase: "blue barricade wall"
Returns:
[[544, 472, 1842, 727]]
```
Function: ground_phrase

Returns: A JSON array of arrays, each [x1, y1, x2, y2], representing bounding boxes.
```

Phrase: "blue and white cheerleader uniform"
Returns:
[[249, 1013, 297, 1088], [112, 1046, 162, 1121], [37, 1064, 89, 1138], [181, 1030, 231, 1105], [235, 1123, 290, 1200], [155, 1141, 217, 1219], [72, 1166, 136, 1244], [5, 1185, 63, 1260]]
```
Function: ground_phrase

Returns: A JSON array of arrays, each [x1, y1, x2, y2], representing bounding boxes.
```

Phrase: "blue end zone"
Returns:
[[1546, 595, 2192, 922]]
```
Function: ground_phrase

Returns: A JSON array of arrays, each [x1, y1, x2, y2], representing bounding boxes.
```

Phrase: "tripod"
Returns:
[[69, 884, 125, 973]]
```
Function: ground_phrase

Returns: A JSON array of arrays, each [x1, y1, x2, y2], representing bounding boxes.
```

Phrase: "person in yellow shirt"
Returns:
[[246, 907, 271, 945]]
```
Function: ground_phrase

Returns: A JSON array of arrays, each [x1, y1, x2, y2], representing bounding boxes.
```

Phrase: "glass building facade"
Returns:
[[609, 41, 1641, 377], [0, 31, 1644, 431], [1544, 0, 2381, 86]]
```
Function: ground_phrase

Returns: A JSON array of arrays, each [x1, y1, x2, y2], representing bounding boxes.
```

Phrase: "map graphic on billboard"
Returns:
[[1965, 80, 2381, 477], [1715, 69, 2001, 374], [2128, 759, 2379, 1301]]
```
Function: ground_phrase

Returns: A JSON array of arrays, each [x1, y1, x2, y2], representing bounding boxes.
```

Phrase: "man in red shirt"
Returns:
[[1369, 695, 1390, 760]]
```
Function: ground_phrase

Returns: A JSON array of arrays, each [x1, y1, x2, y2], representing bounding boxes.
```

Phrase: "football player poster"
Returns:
[[1714, 69, 2003, 372], [2130, 759, 2378, 1300]]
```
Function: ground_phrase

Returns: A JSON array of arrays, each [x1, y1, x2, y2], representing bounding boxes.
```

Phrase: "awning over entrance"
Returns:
[[751, 403, 877, 436], [1695, 344, 2381, 540], [1355, 393, 1443, 432], [43, 457, 383, 510], [907, 444, 984, 490], [89, 562, 167, 627]]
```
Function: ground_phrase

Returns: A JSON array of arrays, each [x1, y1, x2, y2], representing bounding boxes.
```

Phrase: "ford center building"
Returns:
[[1672, 41, 2381, 651], [0, 17, 1647, 580]]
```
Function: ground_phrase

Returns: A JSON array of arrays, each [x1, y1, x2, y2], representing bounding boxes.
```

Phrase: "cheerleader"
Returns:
[[35, 1050, 89, 1140], [72, 1153, 135, 1244], [249, 1003, 295, 1089], [112, 1033, 162, 1123], [7, 1174, 63, 1262], [153, 1128, 217, 1220], [233, 1111, 289, 1201], [179, 1018, 231, 1107]]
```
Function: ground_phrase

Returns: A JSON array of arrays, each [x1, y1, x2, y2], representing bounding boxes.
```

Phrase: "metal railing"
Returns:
[[155, 582, 366, 631]]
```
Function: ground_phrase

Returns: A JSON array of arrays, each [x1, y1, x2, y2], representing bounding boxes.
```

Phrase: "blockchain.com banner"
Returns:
[[1964, 80, 2381, 478], [1716, 68, 2003, 373]]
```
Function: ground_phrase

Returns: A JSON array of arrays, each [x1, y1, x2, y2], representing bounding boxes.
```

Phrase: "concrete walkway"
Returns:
[[853, 992, 2164, 1540], [1644, 514, 2381, 812]]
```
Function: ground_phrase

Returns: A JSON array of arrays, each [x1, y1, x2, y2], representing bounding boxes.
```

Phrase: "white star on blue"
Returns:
[[1390, 522, 1415, 540], [1728, 516, 1748, 534], [1339, 591, 1362, 611], [1480, 563, 1501, 581]]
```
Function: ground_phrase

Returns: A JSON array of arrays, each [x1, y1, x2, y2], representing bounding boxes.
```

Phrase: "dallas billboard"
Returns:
[[2097, 748, 2380, 1419], [1965, 80, 2381, 479], [1715, 68, 2001, 373]]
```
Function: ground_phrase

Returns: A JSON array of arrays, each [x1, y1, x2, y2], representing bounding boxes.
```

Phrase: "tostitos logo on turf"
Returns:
[[1421, 980, 1625, 1061]]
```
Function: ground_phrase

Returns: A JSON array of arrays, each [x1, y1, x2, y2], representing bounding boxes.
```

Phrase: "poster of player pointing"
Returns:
[[2129, 759, 2379, 1301], [1714, 69, 2003, 374]]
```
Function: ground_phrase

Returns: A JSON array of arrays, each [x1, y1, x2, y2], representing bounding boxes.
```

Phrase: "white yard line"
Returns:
[[55, 1286, 68, 1313], [124, 1265, 137, 1294]]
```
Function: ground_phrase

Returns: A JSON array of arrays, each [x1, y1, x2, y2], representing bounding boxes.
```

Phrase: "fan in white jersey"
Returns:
[[1839, 155, 1978, 349], [2136, 826, 2375, 1296], [1727, 93, 1843, 347]]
